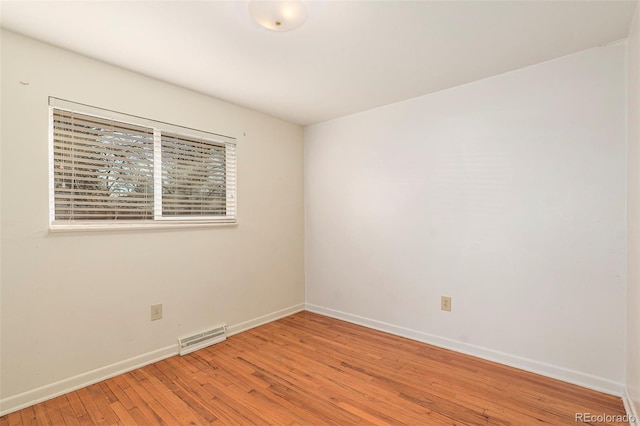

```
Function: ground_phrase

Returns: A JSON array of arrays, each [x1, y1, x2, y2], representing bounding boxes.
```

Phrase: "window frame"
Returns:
[[48, 98, 237, 232]]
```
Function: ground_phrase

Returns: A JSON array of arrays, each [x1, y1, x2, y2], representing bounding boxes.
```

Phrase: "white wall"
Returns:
[[0, 31, 304, 413], [305, 43, 627, 393], [627, 2, 640, 419]]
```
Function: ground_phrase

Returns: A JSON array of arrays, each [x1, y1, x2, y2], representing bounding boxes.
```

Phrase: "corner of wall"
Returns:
[[627, 0, 640, 421]]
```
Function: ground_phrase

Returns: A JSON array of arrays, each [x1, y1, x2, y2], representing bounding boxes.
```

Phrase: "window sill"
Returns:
[[49, 220, 237, 233]]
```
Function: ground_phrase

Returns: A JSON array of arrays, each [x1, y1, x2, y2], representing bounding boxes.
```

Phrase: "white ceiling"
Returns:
[[1, 1, 638, 126]]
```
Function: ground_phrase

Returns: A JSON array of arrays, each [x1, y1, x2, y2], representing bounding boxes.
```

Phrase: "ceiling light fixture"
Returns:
[[248, 0, 308, 32]]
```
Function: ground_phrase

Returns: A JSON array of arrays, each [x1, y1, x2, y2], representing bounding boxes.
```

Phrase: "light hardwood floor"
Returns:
[[0, 311, 629, 425]]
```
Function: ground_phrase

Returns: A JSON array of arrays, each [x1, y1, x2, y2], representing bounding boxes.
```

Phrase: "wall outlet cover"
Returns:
[[151, 304, 163, 321], [441, 296, 452, 312]]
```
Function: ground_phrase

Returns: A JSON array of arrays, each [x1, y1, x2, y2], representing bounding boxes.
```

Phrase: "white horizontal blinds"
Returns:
[[161, 132, 236, 220], [52, 109, 155, 221], [49, 97, 237, 227], [225, 142, 237, 220]]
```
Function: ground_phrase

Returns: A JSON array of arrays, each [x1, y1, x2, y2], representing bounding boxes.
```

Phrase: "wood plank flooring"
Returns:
[[0, 311, 629, 425]]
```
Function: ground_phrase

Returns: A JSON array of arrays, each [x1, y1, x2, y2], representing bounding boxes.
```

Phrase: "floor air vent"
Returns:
[[178, 324, 227, 356]]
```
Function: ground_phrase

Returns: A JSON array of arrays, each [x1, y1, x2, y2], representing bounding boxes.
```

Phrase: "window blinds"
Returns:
[[161, 132, 236, 219], [53, 110, 155, 221], [50, 98, 237, 227]]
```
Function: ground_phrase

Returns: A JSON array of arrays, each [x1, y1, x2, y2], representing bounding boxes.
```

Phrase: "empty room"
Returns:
[[1, 0, 640, 424]]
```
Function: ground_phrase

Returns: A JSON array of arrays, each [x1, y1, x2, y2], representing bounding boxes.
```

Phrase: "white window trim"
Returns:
[[49, 221, 238, 233], [48, 98, 238, 232]]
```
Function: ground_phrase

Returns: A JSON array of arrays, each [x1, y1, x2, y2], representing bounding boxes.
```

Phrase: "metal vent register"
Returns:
[[178, 324, 227, 356]]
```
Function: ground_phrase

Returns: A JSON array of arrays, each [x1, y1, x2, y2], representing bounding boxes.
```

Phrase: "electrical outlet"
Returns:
[[441, 296, 452, 312], [151, 304, 163, 321]]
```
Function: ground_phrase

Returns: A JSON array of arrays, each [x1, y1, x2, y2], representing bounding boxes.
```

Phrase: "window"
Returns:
[[49, 98, 236, 230]]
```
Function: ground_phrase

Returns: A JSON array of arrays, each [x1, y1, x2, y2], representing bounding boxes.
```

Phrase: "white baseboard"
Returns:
[[0, 303, 305, 417], [0, 345, 178, 417], [227, 303, 305, 336], [623, 387, 640, 425], [305, 303, 624, 397]]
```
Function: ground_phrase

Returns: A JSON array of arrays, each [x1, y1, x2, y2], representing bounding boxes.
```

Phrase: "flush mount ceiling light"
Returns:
[[248, 0, 308, 32]]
